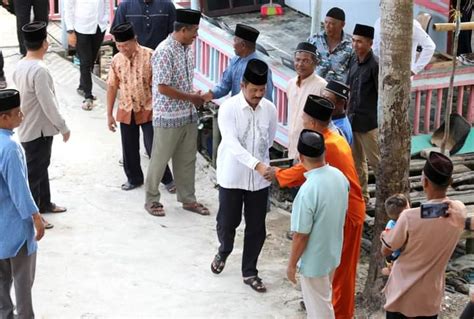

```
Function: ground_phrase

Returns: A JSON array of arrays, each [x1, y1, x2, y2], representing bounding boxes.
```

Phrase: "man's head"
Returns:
[[324, 7, 345, 38], [241, 59, 268, 108], [173, 9, 201, 46], [422, 151, 453, 195], [294, 42, 318, 79], [385, 193, 409, 220], [322, 80, 349, 115], [22, 21, 49, 53], [111, 22, 138, 59], [302, 95, 335, 130], [297, 129, 326, 169], [352, 24, 374, 58], [233, 24, 259, 56], [0, 89, 23, 130]]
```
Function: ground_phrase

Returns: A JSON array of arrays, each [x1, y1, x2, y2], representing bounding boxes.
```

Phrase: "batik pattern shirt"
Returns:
[[307, 31, 353, 82], [152, 35, 197, 128]]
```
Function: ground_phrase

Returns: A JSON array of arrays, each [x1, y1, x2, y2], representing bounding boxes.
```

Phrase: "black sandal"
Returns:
[[211, 254, 226, 274], [243, 276, 267, 293]]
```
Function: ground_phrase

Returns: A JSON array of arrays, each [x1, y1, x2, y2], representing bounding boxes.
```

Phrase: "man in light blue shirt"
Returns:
[[287, 129, 349, 319], [0, 89, 45, 319], [203, 24, 273, 102]]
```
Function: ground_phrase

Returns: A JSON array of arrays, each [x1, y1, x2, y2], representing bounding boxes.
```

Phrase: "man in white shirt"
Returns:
[[287, 42, 327, 159], [373, 18, 435, 75], [64, 0, 110, 110], [211, 59, 277, 293]]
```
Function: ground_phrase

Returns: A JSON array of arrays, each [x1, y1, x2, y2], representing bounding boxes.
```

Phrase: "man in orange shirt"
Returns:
[[269, 95, 365, 319]]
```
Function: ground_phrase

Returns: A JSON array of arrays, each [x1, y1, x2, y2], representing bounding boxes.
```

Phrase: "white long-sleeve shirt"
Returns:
[[216, 92, 277, 191], [373, 18, 436, 74], [64, 0, 110, 34]]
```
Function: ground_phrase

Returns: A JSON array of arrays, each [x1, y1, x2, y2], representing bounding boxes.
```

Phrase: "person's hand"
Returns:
[[107, 115, 117, 132], [32, 213, 45, 241], [287, 264, 297, 284], [67, 32, 77, 47], [202, 90, 213, 102], [188, 92, 205, 108], [62, 131, 71, 142], [263, 166, 275, 182], [255, 162, 268, 177], [443, 199, 467, 229]]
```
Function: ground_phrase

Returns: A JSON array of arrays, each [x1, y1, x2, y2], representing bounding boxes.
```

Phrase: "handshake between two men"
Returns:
[[255, 162, 276, 182]]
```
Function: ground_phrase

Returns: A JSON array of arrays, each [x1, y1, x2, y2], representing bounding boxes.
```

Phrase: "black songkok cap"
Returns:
[[176, 9, 201, 25], [235, 24, 260, 43], [243, 59, 268, 85], [295, 42, 317, 56], [303, 95, 335, 121], [111, 22, 135, 42], [353, 24, 375, 39], [22, 21, 47, 42], [298, 129, 325, 158], [0, 89, 21, 112], [326, 7, 345, 21], [423, 151, 453, 186], [325, 80, 350, 100]]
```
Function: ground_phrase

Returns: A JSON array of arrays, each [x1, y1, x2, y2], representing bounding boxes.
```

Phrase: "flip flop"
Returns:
[[211, 254, 226, 274], [182, 202, 210, 216], [144, 202, 165, 217], [46, 203, 67, 213], [165, 181, 176, 194], [243, 276, 267, 293], [42, 217, 54, 229]]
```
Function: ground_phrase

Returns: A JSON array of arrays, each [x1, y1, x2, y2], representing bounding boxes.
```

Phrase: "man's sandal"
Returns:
[[210, 254, 226, 274], [144, 202, 165, 217], [243, 276, 267, 293], [182, 202, 210, 216]]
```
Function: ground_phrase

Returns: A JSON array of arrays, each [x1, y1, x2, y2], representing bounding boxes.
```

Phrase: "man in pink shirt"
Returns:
[[381, 152, 466, 319]]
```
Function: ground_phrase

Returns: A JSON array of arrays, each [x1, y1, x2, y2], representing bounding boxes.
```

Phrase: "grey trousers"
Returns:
[[0, 244, 36, 319], [145, 123, 197, 204]]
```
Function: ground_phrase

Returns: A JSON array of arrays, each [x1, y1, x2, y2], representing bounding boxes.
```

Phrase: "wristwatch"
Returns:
[[465, 217, 472, 231]]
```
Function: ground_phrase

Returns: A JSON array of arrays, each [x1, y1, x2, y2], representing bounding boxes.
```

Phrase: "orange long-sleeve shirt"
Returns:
[[275, 127, 365, 225]]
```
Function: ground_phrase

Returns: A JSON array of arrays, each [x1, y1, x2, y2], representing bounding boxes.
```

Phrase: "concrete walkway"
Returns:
[[0, 8, 305, 319]]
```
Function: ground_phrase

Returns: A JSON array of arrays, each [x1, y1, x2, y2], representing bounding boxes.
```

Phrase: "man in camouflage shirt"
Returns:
[[307, 7, 352, 82]]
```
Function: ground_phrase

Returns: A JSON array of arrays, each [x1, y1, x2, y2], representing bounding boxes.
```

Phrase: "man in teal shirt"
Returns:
[[287, 129, 349, 319], [0, 89, 45, 318]]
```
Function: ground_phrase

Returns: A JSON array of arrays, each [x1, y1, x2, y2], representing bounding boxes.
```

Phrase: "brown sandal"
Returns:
[[182, 202, 210, 216], [144, 202, 165, 217]]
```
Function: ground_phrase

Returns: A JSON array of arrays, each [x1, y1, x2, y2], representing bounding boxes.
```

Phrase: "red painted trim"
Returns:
[[456, 86, 464, 115], [414, 91, 422, 135], [435, 89, 443, 129], [467, 87, 474, 124], [424, 90, 432, 133], [414, 0, 450, 16]]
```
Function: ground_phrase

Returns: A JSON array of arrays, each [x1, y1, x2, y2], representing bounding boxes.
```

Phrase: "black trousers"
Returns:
[[13, 0, 49, 56], [458, 4, 472, 55], [460, 301, 474, 319], [120, 115, 173, 186], [0, 50, 4, 78], [21, 135, 53, 213], [75, 27, 105, 99], [216, 186, 269, 277], [386, 311, 437, 319]]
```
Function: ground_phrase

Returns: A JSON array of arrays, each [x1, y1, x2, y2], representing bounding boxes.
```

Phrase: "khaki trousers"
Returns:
[[145, 123, 197, 205], [301, 271, 336, 319], [351, 129, 380, 202]]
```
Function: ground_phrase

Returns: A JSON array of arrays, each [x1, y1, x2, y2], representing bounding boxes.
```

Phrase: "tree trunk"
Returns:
[[362, 0, 413, 312]]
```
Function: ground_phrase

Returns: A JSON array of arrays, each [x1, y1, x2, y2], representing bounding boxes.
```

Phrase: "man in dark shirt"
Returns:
[[346, 24, 380, 206], [112, 0, 176, 50]]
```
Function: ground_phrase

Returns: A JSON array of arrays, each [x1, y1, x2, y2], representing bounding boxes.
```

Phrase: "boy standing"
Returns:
[[0, 89, 45, 319], [13, 22, 71, 229]]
